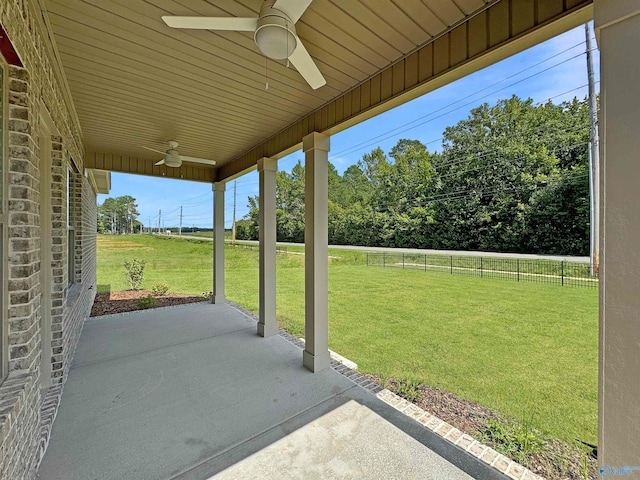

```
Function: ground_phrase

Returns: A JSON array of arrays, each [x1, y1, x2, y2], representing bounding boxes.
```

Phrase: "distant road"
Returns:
[[175, 234, 589, 263]]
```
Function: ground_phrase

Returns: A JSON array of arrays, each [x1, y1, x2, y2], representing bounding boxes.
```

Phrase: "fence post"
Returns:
[[402, 253, 405, 269], [517, 259, 520, 282], [383, 252, 386, 268], [424, 254, 427, 272], [561, 261, 565, 286], [450, 256, 453, 274], [480, 257, 483, 278], [366, 253, 369, 266]]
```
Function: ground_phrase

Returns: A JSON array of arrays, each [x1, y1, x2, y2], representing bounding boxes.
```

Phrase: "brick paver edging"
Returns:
[[230, 302, 546, 480]]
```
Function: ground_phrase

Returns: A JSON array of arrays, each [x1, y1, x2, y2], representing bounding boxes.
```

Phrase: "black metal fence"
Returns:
[[366, 252, 598, 288]]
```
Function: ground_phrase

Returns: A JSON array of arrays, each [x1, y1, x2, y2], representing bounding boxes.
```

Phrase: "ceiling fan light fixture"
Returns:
[[165, 152, 182, 168], [254, 14, 297, 60], [165, 158, 182, 168]]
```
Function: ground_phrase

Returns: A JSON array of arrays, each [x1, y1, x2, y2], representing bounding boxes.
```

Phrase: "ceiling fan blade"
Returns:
[[180, 156, 217, 166], [288, 39, 326, 90], [273, 0, 313, 23], [155, 159, 166, 166], [162, 16, 257, 31], [143, 146, 167, 155]]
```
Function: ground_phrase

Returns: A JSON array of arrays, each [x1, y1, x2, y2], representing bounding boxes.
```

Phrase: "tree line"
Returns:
[[236, 95, 591, 256], [98, 195, 142, 234]]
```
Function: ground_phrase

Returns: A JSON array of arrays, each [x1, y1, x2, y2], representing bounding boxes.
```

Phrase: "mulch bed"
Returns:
[[364, 374, 498, 432], [90, 290, 205, 317], [364, 374, 597, 480]]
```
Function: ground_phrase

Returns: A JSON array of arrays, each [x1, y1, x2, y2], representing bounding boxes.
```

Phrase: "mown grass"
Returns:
[[97, 234, 598, 446]]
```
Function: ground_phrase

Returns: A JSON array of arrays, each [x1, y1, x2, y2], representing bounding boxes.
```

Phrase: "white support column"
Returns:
[[258, 157, 278, 337], [595, 0, 640, 466], [212, 182, 226, 304], [302, 132, 331, 372]]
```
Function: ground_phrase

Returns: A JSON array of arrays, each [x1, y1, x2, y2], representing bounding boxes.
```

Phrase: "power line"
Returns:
[[377, 173, 588, 212], [546, 82, 597, 103], [328, 92, 592, 178], [433, 143, 589, 185], [397, 141, 590, 206], [330, 48, 598, 161], [432, 128, 590, 172], [330, 39, 594, 160], [181, 196, 213, 207]]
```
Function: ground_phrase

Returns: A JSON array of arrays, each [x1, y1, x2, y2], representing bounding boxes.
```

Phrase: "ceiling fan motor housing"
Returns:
[[254, 5, 297, 60], [165, 149, 182, 167]]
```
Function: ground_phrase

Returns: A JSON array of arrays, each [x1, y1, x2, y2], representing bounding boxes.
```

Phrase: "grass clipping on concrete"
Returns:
[[97, 234, 598, 478]]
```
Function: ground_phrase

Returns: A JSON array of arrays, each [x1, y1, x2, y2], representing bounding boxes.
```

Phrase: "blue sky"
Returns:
[[99, 23, 600, 230]]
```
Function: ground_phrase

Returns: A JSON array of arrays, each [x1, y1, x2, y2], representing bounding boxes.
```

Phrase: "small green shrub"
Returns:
[[151, 283, 170, 296], [124, 258, 146, 290], [394, 378, 422, 402], [480, 416, 545, 463], [133, 295, 158, 310]]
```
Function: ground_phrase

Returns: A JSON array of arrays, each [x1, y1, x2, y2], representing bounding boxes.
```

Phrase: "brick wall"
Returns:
[[1, 64, 43, 480], [37, 166, 98, 475], [0, 1, 97, 479]]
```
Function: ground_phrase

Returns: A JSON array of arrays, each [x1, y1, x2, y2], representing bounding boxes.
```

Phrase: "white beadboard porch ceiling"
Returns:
[[44, 0, 491, 172]]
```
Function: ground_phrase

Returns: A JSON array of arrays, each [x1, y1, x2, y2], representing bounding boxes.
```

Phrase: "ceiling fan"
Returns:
[[161, 0, 326, 90], [142, 141, 216, 168]]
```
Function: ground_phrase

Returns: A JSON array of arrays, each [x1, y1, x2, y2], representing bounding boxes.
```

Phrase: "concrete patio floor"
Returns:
[[37, 302, 506, 480]]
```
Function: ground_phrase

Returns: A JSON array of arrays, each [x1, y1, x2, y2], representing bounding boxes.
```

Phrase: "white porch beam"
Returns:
[[595, 0, 640, 466], [212, 182, 226, 304], [302, 132, 331, 373], [258, 157, 278, 337]]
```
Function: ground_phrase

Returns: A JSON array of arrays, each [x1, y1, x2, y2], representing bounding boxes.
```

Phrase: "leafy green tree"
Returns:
[[97, 210, 106, 234], [340, 164, 372, 205], [430, 96, 589, 253], [98, 195, 141, 234], [275, 161, 306, 242], [234, 219, 254, 240], [523, 165, 590, 254], [238, 95, 591, 255]]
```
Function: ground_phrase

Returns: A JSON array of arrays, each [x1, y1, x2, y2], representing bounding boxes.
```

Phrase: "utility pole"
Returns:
[[148, 216, 151, 234], [158, 209, 161, 235], [585, 23, 600, 274], [179, 206, 183, 238], [232, 180, 237, 245]]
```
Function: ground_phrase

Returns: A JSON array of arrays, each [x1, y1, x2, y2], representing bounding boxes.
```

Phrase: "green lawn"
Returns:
[[97, 234, 598, 445]]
